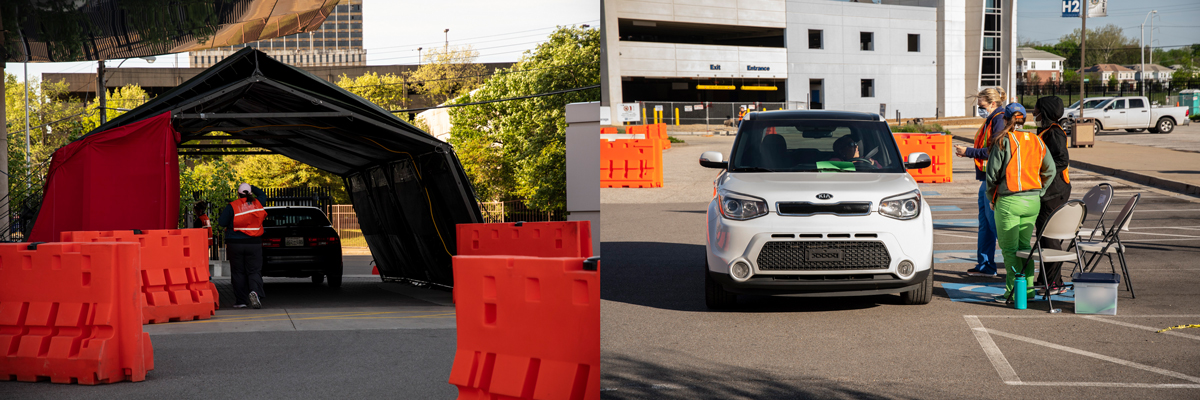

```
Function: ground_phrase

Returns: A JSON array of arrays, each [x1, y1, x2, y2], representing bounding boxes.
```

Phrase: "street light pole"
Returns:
[[444, 29, 449, 50], [97, 60, 106, 125], [1140, 10, 1156, 97]]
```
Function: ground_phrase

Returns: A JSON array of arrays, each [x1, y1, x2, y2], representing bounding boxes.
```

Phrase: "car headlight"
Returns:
[[879, 190, 921, 220], [717, 189, 768, 221]]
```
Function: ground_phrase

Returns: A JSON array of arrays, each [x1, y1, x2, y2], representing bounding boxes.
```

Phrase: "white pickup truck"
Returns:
[[1077, 96, 1190, 134]]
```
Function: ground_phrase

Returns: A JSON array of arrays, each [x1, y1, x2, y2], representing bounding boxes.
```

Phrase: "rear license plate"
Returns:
[[285, 237, 304, 247], [807, 249, 843, 262]]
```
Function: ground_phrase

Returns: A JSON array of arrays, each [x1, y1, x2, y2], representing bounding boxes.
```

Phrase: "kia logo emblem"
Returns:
[[816, 193, 833, 200]]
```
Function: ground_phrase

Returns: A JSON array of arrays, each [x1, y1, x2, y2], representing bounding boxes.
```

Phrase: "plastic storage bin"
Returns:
[[1072, 272, 1120, 315]]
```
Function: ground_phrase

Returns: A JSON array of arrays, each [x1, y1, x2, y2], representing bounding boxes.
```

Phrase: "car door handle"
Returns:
[[1119, 111, 1125, 113]]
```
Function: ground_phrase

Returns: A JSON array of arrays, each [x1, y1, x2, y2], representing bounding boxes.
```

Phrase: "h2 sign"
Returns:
[[1062, 0, 1080, 17]]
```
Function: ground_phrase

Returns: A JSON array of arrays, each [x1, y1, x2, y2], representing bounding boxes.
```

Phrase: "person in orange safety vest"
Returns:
[[985, 103, 1056, 304], [219, 183, 267, 309]]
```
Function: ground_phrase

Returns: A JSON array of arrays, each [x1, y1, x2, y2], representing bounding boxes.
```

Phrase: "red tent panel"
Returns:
[[29, 112, 180, 242]]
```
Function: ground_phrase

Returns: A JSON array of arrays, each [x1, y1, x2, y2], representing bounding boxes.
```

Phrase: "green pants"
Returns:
[[995, 195, 1040, 297]]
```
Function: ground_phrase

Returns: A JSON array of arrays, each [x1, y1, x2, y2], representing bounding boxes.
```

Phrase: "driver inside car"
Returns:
[[828, 135, 881, 168]]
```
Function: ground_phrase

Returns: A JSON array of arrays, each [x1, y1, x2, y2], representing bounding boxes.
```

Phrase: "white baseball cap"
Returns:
[[238, 183, 251, 194]]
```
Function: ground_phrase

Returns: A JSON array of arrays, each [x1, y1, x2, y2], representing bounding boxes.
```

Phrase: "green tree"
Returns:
[[178, 157, 237, 228], [81, 84, 150, 132], [229, 154, 348, 203], [1059, 24, 1135, 66], [448, 26, 599, 211], [408, 46, 488, 105], [1107, 73, 1119, 90], [336, 72, 413, 111], [5, 73, 91, 215]]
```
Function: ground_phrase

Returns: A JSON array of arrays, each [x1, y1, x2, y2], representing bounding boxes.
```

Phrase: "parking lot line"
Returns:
[[1080, 316, 1200, 341], [982, 327, 1200, 384], [964, 316, 1021, 384]]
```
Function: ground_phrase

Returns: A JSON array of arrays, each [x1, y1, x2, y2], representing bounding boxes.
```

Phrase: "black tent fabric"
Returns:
[[82, 47, 482, 288]]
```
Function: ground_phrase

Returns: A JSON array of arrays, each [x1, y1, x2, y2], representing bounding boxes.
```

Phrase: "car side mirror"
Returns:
[[700, 151, 728, 169], [905, 152, 931, 170]]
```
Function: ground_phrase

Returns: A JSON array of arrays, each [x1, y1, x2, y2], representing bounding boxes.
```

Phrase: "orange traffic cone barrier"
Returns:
[[371, 266, 379, 275]]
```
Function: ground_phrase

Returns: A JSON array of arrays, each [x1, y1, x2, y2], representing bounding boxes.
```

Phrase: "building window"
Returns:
[[860, 32, 874, 51], [1031, 61, 1036, 69], [861, 79, 874, 97], [1051, 61, 1056, 69], [907, 34, 919, 52], [809, 30, 822, 49]]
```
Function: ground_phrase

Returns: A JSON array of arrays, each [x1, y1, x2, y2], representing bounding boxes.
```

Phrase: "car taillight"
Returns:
[[263, 238, 282, 248], [307, 237, 338, 246]]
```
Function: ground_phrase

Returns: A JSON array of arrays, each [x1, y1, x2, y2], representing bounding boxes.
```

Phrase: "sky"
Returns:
[[1018, 0, 1200, 48], [4, 0, 598, 82]]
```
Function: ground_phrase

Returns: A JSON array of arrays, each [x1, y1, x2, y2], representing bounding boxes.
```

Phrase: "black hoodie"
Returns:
[[1036, 96, 1071, 201]]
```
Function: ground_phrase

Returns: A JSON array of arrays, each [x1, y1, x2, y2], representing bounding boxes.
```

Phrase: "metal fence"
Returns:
[[479, 201, 565, 223], [327, 204, 365, 247], [631, 101, 798, 126], [1015, 79, 1200, 109]]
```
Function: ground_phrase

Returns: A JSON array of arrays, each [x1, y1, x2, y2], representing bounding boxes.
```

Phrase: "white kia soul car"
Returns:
[[700, 110, 934, 308]]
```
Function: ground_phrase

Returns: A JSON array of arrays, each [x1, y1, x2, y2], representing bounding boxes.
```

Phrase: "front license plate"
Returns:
[[807, 249, 843, 262], [285, 237, 304, 247]]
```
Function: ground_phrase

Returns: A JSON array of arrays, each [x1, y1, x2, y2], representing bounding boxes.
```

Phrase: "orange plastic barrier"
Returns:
[[0, 242, 154, 384], [450, 221, 598, 400], [894, 133, 954, 183], [599, 127, 617, 134], [601, 138, 664, 188], [61, 229, 217, 324], [457, 221, 592, 258]]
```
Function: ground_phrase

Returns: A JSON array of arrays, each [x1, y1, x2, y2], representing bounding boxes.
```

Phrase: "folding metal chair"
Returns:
[[1078, 193, 1140, 298], [1077, 183, 1113, 241], [1016, 200, 1088, 313]]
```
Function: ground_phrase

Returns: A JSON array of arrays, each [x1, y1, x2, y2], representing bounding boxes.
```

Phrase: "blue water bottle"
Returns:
[[1014, 274, 1028, 310]]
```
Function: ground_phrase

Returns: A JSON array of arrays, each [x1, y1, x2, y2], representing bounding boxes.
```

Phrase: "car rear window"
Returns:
[[264, 208, 331, 227]]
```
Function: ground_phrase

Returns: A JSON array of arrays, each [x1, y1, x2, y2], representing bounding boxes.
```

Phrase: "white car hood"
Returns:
[[721, 172, 919, 209]]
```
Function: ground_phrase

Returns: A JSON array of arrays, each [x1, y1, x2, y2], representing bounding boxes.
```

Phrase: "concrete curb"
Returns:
[[947, 135, 1200, 198]]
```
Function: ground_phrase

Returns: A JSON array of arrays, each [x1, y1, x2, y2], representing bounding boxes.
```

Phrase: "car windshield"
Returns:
[[729, 119, 905, 173], [265, 208, 331, 227], [1068, 99, 1107, 109]]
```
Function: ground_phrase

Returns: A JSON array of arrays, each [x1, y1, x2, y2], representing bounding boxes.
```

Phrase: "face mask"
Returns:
[[977, 107, 989, 118]]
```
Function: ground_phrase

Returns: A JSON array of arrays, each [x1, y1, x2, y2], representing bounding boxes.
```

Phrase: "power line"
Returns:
[[367, 20, 597, 51], [389, 84, 598, 113], [339, 61, 598, 89]]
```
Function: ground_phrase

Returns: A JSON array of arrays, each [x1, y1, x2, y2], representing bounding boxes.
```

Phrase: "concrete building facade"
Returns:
[[190, 0, 366, 68], [601, 0, 1019, 123]]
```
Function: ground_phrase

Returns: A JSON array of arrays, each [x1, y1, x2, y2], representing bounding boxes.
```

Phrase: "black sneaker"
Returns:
[[968, 271, 999, 277], [249, 292, 262, 309], [232, 304, 248, 309]]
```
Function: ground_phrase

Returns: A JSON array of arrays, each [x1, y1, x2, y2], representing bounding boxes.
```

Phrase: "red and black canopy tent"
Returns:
[[27, 47, 482, 288]]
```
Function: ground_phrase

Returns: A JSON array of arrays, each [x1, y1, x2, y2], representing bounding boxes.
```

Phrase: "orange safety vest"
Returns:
[[973, 114, 999, 172], [230, 198, 267, 237], [1039, 123, 1070, 184], [1003, 130, 1048, 194]]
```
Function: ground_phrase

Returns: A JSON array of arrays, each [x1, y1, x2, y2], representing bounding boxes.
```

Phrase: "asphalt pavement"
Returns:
[[2, 272, 460, 399], [601, 134, 1200, 399]]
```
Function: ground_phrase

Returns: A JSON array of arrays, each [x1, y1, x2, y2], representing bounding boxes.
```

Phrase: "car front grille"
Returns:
[[756, 241, 891, 271], [776, 202, 871, 216]]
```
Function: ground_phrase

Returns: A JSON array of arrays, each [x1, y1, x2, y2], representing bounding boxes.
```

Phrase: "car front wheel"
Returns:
[[901, 269, 934, 305], [704, 263, 737, 309]]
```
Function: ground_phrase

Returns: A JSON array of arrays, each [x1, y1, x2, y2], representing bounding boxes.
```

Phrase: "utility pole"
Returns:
[[24, 62, 30, 172], [98, 60, 107, 125], [1079, 7, 1086, 121], [1140, 10, 1157, 97], [444, 29, 449, 50]]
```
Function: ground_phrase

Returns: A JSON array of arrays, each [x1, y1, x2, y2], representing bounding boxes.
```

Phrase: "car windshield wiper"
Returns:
[[729, 166, 775, 172]]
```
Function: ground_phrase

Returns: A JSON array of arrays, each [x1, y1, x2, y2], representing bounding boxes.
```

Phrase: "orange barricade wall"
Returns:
[[61, 229, 217, 324], [599, 127, 617, 134], [600, 138, 663, 188], [893, 133, 953, 183], [458, 221, 592, 258], [449, 222, 598, 400], [0, 242, 154, 384]]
